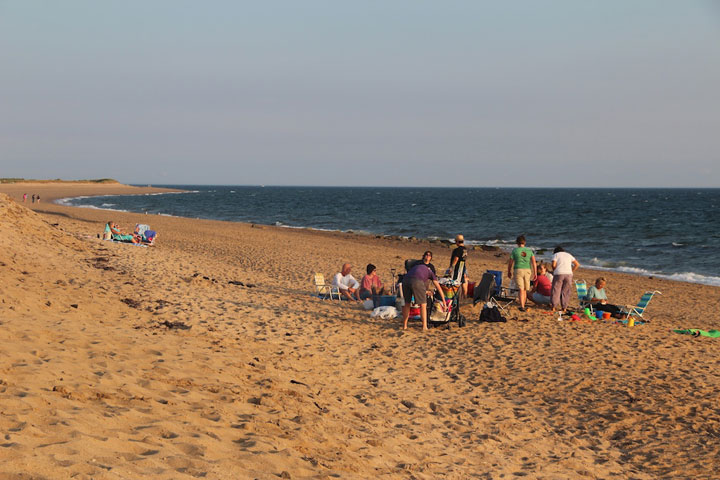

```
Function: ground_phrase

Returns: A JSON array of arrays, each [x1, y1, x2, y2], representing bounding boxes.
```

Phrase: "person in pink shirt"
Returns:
[[530, 263, 553, 306], [359, 264, 387, 307]]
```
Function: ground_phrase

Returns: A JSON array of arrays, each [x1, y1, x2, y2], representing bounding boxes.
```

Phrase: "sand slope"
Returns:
[[1, 188, 719, 479]]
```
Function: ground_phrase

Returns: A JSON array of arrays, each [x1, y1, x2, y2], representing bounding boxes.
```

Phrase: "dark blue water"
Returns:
[[59, 186, 720, 286]]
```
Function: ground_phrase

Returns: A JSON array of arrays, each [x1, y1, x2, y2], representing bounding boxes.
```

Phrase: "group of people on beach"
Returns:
[[508, 235, 623, 317], [329, 232, 625, 331], [331, 235, 472, 330], [22, 193, 40, 203], [103, 221, 156, 245]]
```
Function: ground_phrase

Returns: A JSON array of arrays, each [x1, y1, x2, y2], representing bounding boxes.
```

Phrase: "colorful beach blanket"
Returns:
[[673, 329, 720, 338]]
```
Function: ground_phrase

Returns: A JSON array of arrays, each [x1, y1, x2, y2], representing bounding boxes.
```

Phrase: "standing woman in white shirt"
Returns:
[[550, 246, 579, 313]]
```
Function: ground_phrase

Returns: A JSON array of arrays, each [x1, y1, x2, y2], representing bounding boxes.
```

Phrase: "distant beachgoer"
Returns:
[[449, 235, 469, 297], [551, 246, 579, 312], [530, 263, 552, 306], [23, 193, 27, 202], [31, 194, 36, 203], [107, 221, 139, 243], [36, 194, 40, 203], [587, 277, 623, 318], [401, 263, 446, 331], [508, 235, 536, 312], [332, 263, 361, 301], [359, 264, 387, 307]]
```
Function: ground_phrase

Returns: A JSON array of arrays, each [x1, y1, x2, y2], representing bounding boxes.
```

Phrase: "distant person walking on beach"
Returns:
[[551, 246, 579, 312], [36, 194, 40, 203], [508, 235, 536, 312], [31, 194, 36, 203], [332, 263, 361, 301], [23, 193, 27, 202]]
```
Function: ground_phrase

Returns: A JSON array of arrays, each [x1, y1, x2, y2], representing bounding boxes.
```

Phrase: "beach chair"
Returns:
[[575, 280, 593, 313], [314, 273, 340, 300], [473, 272, 513, 312], [620, 291, 661, 322]]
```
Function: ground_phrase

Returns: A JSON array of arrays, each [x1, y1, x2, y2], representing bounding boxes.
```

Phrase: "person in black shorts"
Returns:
[[449, 234, 469, 298], [401, 263, 446, 331]]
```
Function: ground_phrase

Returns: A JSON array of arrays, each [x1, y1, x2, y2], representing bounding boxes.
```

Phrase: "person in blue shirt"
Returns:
[[587, 277, 623, 318]]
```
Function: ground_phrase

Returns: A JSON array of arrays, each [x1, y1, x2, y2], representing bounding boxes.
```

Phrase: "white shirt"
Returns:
[[552, 252, 576, 275], [332, 272, 359, 291]]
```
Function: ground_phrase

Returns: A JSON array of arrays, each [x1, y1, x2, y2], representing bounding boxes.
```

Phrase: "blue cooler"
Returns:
[[379, 295, 396, 307]]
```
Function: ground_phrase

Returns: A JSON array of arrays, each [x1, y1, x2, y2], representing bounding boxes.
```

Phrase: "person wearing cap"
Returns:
[[508, 235, 537, 312], [449, 234, 469, 297], [359, 263, 387, 307]]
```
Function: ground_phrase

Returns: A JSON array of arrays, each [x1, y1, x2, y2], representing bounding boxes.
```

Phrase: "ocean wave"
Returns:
[[583, 263, 720, 287], [71, 204, 129, 213]]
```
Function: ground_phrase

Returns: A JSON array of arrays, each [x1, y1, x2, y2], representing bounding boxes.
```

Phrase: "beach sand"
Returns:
[[0, 183, 718, 479]]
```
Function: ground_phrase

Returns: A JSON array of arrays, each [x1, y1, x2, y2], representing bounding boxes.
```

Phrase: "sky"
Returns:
[[1, 1, 719, 187]]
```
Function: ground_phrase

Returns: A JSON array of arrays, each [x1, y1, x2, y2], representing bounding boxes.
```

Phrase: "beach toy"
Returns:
[[603, 312, 611, 320], [628, 317, 635, 327], [571, 314, 582, 322], [583, 307, 597, 321]]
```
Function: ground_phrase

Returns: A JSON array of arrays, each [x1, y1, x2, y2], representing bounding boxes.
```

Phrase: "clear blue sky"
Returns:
[[1, 1, 719, 186]]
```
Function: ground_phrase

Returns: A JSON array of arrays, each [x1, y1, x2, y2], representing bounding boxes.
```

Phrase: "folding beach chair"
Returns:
[[621, 291, 661, 322], [575, 280, 593, 313], [313, 273, 340, 300], [472, 272, 513, 313]]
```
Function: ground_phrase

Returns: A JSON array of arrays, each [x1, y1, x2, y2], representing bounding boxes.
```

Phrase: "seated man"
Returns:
[[359, 264, 388, 307], [332, 263, 361, 301]]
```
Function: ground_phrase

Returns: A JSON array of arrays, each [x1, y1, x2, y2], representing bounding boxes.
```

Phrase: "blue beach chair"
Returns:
[[574, 280, 593, 313], [621, 291, 662, 322]]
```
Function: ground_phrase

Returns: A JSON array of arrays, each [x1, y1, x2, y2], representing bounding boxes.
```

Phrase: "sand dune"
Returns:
[[0, 185, 719, 479]]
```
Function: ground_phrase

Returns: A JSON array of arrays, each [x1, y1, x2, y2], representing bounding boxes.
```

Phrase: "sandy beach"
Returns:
[[1, 183, 719, 479]]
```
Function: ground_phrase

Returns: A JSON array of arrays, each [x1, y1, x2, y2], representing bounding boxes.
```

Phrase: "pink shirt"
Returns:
[[535, 275, 552, 296], [361, 274, 382, 292]]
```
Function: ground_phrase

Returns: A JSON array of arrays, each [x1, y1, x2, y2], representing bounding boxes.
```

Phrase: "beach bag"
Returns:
[[479, 305, 506, 323], [370, 306, 398, 319], [429, 300, 449, 322], [362, 299, 374, 310]]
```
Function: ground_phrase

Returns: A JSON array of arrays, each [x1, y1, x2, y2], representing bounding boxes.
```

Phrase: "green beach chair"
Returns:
[[621, 290, 661, 322]]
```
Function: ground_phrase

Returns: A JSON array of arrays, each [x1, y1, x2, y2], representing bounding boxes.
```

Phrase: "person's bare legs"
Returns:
[[518, 289, 527, 309], [341, 289, 358, 302], [402, 304, 411, 330], [420, 304, 428, 330]]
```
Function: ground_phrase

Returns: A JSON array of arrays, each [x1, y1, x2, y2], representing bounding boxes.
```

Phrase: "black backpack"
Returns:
[[478, 305, 507, 323]]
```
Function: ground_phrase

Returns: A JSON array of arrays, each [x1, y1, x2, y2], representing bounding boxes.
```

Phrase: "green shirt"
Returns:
[[511, 246, 534, 270], [587, 286, 607, 302]]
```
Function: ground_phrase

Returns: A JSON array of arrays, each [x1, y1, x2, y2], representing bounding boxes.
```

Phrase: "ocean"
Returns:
[[57, 186, 720, 287]]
